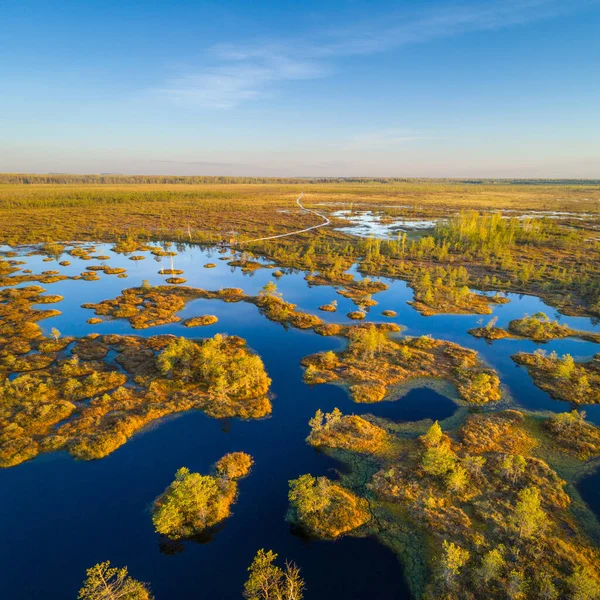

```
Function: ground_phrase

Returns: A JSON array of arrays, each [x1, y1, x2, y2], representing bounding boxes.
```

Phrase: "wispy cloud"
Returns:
[[153, 0, 596, 109], [155, 48, 327, 109], [318, 0, 582, 56], [343, 129, 427, 151]]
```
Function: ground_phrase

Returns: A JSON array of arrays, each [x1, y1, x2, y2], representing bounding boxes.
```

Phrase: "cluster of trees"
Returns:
[[409, 265, 500, 314], [302, 323, 502, 405], [512, 350, 600, 404], [158, 334, 271, 401], [508, 312, 572, 340], [307, 409, 388, 454], [547, 410, 600, 459], [78, 561, 152, 600], [243, 549, 304, 600], [152, 453, 252, 539], [253, 282, 322, 329], [9, 173, 597, 185], [287, 474, 370, 539], [353, 207, 600, 319], [363, 412, 600, 599], [78, 548, 305, 600]]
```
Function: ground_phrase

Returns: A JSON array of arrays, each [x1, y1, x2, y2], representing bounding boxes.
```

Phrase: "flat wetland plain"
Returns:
[[1, 175, 600, 599]]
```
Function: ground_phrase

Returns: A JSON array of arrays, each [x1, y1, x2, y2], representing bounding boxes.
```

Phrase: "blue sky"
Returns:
[[1, 0, 599, 177]]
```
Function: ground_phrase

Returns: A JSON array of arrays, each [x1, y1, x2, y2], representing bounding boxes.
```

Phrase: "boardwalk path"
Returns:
[[240, 193, 330, 244]]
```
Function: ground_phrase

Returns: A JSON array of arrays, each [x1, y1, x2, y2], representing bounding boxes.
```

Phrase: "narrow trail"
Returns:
[[240, 193, 330, 245]]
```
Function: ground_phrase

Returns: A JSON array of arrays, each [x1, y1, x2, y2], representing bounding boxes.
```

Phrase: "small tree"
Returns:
[[308, 409, 324, 433], [446, 464, 468, 493], [440, 540, 469, 586], [499, 454, 527, 484], [536, 572, 558, 600], [478, 546, 505, 584], [324, 408, 342, 428], [513, 486, 546, 539], [51, 327, 61, 342], [421, 421, 443, 447], [462, 454, 486, 478], [244, 549, 304, 600], [506, 569, 526, 600], [78, 561, 152, 600], [260, 281, 280, 298], [422, 444, 457, 476], [555, 354, 576, 380]]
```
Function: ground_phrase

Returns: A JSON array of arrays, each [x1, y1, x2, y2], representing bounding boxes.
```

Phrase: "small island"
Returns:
[[469, 313, 600, 343], [302, 323, 502, 404], [152, 452, 253, 539], [287, 473, 370, 539], [512, 350, 600, 403]]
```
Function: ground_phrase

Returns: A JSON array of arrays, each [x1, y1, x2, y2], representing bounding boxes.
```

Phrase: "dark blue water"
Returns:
[[2, 242, 600, 599]]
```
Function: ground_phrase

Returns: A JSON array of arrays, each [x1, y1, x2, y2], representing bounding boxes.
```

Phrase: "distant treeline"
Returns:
[[1, 173, 598, 186]]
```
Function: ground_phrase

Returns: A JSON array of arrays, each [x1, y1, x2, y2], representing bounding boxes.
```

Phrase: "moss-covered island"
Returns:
[[152, 452, 253, 539], [0, 313, 272, 466], [81, 281, 324, 331], [512, 350, 600, 404], [287, 473, 371, 539], [469, 313, 600, 343], [295, 408, 600, 599], [301, 323, 502, 405]]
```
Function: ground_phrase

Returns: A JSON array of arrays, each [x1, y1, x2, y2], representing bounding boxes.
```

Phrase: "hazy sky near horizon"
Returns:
[[1, 0, 599, 178]]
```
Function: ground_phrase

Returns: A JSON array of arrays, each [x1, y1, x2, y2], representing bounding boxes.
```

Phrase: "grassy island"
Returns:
[[302, 323, 502, 405], [407, 266, 509, 316], [512, 350, 600, 404], [152, 453, 253, 539], [0, 324, 271, 467], [81, 281, 324, 332], [287, 473, 371, 539], [182, 315, 218, 327], [470, 313, 600, 343]]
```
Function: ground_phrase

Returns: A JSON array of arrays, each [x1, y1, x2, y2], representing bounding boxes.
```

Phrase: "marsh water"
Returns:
[[1, 242, 600, 599]]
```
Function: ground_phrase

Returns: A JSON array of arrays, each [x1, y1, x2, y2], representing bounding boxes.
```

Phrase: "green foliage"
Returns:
[[158, 334, 271, 400], [243, 549, 304, 600], [498, 454, 527, 483], [78, 561, 152, 600], [567, 566, 600, 600], [288, 474, 331, 516], [440, 540, 470, 585], [287, 474, 370, 539], [446, 464, 469, 493], [260, 281, 280, 298], [151, 460, 245, 539], [422, 443, 457, 476], [547, 410, 600, 459], [555, 354, 576, 380], [513, 486, 546, 539], [421, 420, 443, 447], [478, 546, 505, 584], [512, 351, 600, 404]]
